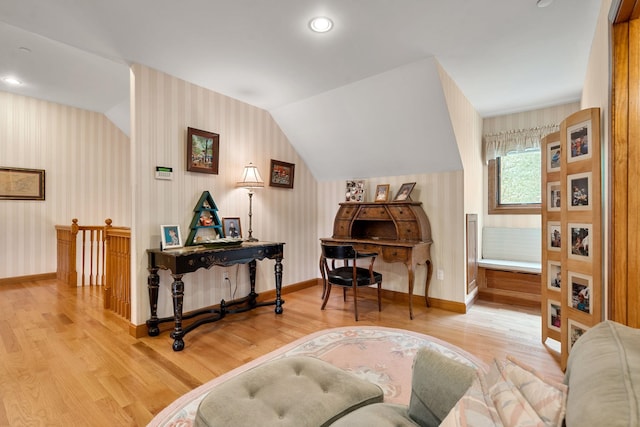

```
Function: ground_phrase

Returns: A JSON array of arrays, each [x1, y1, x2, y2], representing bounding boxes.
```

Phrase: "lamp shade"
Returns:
[[237, 163, 264, 188]]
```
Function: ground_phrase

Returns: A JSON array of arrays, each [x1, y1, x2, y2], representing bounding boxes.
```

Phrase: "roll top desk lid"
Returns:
[[332, 202, 432, 243]]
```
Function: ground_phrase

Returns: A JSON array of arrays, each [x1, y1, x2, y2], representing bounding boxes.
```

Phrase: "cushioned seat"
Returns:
[[194, 356, 384, 427], [320, 244, 382, 321], [330, 347, 477, 427]]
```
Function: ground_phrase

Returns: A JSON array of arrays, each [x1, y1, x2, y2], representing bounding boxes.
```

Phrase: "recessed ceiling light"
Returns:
[[537, 0, 553, 7], [3, 77, 22, 86], [309, 16, 333, 33]]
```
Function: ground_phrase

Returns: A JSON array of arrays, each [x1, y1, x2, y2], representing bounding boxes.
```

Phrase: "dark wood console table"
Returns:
[[321, 201, 432, 319], [146, 241, 284, 351]]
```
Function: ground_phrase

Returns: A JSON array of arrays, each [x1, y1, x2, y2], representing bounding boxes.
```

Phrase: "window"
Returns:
[[488, 149, 541, 214]]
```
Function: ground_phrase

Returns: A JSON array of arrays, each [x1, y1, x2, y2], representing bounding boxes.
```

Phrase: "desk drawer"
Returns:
[[333, 220, 352, 238], [387, 206, 417, 220], [356, 206, 391, 220], [397, 222, 421, 240], [381, 247, 410, 263], [337, 205, 358, 219]]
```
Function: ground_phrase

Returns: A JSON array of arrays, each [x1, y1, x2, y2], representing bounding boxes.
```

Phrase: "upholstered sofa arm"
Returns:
[[331, 348, 477, 427], [564, 320, 640, 427], [194, 356, 383, 427], [408, 347, 477, 426]]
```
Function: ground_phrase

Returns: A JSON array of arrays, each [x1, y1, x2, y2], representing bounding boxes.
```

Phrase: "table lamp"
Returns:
[[237, 162, 264, 241]]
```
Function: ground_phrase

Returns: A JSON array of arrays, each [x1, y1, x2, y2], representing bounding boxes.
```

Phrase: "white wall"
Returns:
[[581, 0, 613, 312], [438, 62, 484, 303], [0, 91, 130, 279], [317, 171, 464, 303]]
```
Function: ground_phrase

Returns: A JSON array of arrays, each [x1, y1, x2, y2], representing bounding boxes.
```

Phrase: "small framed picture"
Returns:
[[548, 222, 561, 251], [161, 225, 183, 250], [548, 300, 561, 332], [548, 181, 561, 211], [346, 180, 366, 202], [569, 319, 590, 351], [569, 223, 592, 261], [547, 261, 562, 290], [0, 167, 46, 200], [222, 217, 242, 239], [547, 141, 561, 172], [568, 172, 591, 211], [269, 159, 295, 189], [567, 120, 592, 163], [187, 127, 220, 174], [569, 271, 592, 315], [394, 182, 416, 201], [374, 184, 390, 202]]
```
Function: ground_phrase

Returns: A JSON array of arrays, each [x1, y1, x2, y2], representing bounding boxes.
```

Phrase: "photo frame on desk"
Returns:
[[222, 217, 242, 239], [374, 184, 390, 202], [161, 225, 183, 250], [394, 182, 415, 201]]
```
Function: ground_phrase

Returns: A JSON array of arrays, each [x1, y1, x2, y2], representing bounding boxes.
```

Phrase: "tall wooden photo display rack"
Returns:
[[541, 107, 602, 370]]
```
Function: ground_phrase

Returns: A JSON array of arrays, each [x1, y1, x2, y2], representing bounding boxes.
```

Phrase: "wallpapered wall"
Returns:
[[129, 64, 319, 324], [0, 92, 130, 279], [482, 102, 581, 229]]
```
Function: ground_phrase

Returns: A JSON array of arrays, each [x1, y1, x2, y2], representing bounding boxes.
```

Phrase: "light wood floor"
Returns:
[[0, 279, 562, 426]]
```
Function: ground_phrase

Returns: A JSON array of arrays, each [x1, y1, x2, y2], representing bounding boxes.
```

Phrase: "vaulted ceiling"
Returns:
[[0, 0, 601, 180]]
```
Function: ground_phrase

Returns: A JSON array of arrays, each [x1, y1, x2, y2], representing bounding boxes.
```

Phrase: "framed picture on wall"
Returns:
[[187, 127, 220, 174], [568, 172, 591, 211], [567, 120, 592, 163], [269, 159, 295, 189], [0, 167, 45, 200]]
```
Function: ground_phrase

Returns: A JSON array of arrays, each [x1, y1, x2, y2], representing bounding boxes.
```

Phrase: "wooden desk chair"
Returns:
[[320, 244, 382, 321]]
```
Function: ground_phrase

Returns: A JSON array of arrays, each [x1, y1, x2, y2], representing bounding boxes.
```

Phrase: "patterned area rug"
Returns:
[[148, 326, 486, 427]]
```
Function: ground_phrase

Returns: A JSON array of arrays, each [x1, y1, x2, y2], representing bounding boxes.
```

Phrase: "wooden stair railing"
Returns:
[[104, 221, 131, 320], [55, 219, 79, 285], [55, 219, 131, 320]]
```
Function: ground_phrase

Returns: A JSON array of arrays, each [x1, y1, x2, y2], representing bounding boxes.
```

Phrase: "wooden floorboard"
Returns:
[[0, 279, 562, 426]]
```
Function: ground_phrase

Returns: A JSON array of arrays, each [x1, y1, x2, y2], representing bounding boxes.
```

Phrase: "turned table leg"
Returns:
[[169, 274, 185, 351], [146, 267, 160, 336]]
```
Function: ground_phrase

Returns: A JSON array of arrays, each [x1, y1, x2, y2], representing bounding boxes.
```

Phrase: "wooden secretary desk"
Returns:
[[320, 201, 433, 319]]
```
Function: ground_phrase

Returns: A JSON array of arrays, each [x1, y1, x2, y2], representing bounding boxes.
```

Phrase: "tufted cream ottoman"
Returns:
[[194, 356, 383, 427]]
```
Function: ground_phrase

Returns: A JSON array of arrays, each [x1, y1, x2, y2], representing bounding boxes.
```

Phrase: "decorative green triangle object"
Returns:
[[185, 191, 223, 246]]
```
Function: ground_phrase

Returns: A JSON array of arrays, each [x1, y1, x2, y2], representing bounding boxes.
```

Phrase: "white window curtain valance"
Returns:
[[483, 124, 559, 163]]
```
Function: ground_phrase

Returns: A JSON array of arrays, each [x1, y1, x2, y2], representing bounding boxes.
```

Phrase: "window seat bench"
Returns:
[[477, 227, 541, 308]]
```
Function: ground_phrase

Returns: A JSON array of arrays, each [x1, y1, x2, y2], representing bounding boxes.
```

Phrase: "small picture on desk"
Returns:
[[222, 217, 242, 239], [394, 182, 415, 201], [161, 225, 183, 250], [374, 184, 390, 202]]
